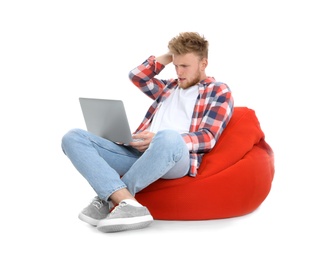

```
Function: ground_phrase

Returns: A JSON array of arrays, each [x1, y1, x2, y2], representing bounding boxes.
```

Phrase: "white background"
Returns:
[[1, 0, 333, 259]]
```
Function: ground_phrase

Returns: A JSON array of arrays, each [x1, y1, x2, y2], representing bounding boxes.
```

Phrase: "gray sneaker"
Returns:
[[78, 196, 110, 226], [96, 200, 153, 232]]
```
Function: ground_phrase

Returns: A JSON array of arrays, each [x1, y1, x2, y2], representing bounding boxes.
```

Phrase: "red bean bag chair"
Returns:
[[136, 107, 275, 220]]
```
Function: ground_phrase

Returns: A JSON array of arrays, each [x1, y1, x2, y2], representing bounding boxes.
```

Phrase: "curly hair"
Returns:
[[168, 32, 208, 60]]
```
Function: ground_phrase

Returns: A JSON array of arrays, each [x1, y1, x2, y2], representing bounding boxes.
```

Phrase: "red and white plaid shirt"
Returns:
[[129, 56, 234, 177]]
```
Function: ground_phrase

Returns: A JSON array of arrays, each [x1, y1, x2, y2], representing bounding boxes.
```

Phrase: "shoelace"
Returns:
[[109, 201, 126, 214], [92, 198, 104, 209]]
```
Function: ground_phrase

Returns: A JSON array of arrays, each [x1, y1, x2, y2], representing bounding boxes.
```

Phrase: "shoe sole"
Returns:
[[97, 215, 153, 232], [78, 213, 104, 226]]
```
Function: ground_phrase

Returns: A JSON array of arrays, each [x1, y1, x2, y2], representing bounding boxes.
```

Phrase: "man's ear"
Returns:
[[201, 58, 208, 71]]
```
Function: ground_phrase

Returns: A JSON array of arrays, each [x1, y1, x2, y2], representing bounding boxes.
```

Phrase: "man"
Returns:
[[61, 32, 234, 233]]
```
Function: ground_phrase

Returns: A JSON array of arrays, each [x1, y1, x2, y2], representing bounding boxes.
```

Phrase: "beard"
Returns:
[[179, 72, 201, 89]]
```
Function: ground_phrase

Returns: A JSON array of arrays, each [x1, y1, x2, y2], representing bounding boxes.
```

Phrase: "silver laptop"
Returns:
[[79, 97, 134, 144]]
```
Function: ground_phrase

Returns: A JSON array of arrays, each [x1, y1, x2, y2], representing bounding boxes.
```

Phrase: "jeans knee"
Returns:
[[153, 130, 186, 161], [61, 128, 84, 152], [154, 129, 181, 146]]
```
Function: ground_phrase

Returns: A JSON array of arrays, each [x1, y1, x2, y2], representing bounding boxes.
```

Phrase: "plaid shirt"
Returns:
[[129, 56, 234, 177]]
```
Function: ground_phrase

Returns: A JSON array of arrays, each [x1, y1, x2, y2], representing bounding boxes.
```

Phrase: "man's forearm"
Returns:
[[155, 53, 173, 66]]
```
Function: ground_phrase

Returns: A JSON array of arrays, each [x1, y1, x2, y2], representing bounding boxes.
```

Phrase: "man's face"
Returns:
[[173, 53, 207, 89]]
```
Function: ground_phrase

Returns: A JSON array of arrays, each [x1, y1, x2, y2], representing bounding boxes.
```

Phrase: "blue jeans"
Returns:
[[61, 129, 190, 201]]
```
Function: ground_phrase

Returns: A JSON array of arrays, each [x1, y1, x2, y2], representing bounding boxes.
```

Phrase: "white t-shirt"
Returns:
[[148, 85, 199, 134]]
